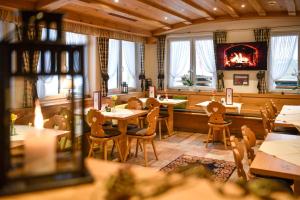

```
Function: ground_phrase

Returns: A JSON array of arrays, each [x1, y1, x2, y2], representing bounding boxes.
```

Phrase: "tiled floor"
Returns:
[[93, 131, 257, 182]]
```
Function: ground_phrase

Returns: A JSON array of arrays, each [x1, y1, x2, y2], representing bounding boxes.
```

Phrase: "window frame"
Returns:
[[268, 31, 300, 92], [38, 31, 89, 100], [167, 36, 216, 91], [108, 39, 139, 93]]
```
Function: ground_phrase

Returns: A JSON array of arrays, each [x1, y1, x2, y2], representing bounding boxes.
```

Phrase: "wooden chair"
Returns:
[[241, 125, 257, 164], [126, 97, 144, 128], [59, 107, 72, 131], [260, 109, 272, 138], [206, 101, 231, 149], [44, 115, 69, 150], [124, 107, 160, 167], [263, 106, 299, 135], [230, 136, 248, 180], [145, 98, 170, 140], [270, 99, 278, 116], [230, 136, 293, 192], [86, 109, 123, 162]]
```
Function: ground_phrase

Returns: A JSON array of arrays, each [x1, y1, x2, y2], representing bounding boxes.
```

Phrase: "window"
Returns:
[[37, 30, 88, 98], [269, 34, 299, 90], [168, 37, 216, 89], [169, 40, 190, 87], [37, 29, 59, 98], [108, 39, 137, 90]]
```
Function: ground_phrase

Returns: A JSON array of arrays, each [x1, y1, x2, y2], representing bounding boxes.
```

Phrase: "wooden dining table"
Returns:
[[76, 107, 148, 158], [11, 125, 69, 149], [274, 105, 300, 130], [250, 133, 300, 194], [195, 101, 242, 115], [139, 98, 188, 136]]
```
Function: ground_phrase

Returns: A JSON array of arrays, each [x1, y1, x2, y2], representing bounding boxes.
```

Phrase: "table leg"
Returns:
[[294, 179, 300, 195], [117, 120, 128, 159], [167, 105, 174, 136]]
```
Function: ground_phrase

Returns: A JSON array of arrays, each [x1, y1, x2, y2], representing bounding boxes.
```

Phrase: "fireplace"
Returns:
[[224, 45, 258, 68], [216, 42, 267, 70]]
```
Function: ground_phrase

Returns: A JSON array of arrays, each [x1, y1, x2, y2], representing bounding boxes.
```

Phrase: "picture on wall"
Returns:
[[233, 74, 249, 86]]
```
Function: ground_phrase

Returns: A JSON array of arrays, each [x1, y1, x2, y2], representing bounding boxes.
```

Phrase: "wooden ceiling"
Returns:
[[0, 0, 299, 37]]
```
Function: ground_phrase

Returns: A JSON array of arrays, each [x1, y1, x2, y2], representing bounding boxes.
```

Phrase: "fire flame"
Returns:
[[34, 100, 44, 130], [230, 53, 249, 63]]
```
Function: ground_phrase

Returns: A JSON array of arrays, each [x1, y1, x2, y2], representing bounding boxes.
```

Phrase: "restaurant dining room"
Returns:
[[1, 0, 300, 199]]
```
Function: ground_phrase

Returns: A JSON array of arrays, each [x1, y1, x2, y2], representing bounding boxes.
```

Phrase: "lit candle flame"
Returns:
[[34, 100, 44, 130]]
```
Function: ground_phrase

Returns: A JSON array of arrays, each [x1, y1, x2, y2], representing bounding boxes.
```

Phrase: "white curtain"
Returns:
[[122, 41, 136, 88], [269, 35, 298, 90], [169, 40, 190, 87], [66, 32, 89, 94], [37, 29, 58, 98], [108, 39, 119, 89], [195, 39, 216, 88]]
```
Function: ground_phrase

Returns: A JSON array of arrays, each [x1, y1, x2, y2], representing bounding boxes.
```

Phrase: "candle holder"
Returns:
[[0, 10, 93, 195]]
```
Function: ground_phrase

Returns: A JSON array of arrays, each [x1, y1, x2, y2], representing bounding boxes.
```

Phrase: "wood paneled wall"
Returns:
[[13, 92, 145, 125], [158, 90, 300, 116]]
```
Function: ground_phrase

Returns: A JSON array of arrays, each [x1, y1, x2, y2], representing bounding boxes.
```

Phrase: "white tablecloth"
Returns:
[[259, 138, 300, 166], [195, 101, 242, 115], [276, 105, 300, 131]]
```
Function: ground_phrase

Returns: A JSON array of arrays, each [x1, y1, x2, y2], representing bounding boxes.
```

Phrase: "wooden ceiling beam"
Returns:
[[73, 0, 171, 29], [35, 0, 73, 11], [62, 10, 151, 37], [214, 0, 239, 18], [180, 0, 215, 20], [284, 0, 296, 16], [152, 13, 300, 35], [0, 0, 34, 10], [135, 0, 193, 23], [247, 0, 266, 16]]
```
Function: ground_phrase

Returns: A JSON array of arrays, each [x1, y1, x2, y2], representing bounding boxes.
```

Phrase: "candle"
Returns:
[[24, 100, 56, 175]]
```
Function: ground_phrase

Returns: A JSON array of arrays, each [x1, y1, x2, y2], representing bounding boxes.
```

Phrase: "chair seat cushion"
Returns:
[[127, 128, 149, 136], [127, 124, 139, 130], [92, 128, 121, 138], [209, 119, 232, 125], [159, 113, 169, 118], [273, 126, 299, 135], [103, 121, 113, 127]]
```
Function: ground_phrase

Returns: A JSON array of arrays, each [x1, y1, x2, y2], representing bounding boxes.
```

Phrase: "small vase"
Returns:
[[10, 122, 16, 136]]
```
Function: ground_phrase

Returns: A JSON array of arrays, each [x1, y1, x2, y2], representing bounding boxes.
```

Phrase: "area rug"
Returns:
[[160, 154, 236, 182]]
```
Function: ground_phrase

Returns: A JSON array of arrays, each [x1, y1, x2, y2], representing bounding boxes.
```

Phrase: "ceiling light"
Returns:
[[241, 4, 245, 8], [114, 0, 119, 3], [268, 0, 277, 6], [164, 16, 168, 20], [213, 7, 217, 11]]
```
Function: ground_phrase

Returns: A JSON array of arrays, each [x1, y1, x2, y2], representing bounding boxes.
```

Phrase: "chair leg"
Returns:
[[124, 138, 132, 161], [158, 120, 162, 140], [143, 141, 148, 167], [110, 140, 115, 158], [164, 119, 170, 135], [222, 128, 227, 150], [135, 139, 139, 157], [206, 127, 212, 148], [114, 138, 123, 162], [88, 141, 94, 157], [103, 142, 107, 160], [151, 140, 158, 160]]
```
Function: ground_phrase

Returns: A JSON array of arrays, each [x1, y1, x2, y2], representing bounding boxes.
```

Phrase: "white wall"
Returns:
[[145, 17, 300, 93]]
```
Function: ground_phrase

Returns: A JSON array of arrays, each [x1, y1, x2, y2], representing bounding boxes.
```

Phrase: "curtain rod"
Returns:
[[170, 24, 300, 35]]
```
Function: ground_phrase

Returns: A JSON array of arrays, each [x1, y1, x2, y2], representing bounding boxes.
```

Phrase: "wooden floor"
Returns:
[[93, 131, 259, 182]]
